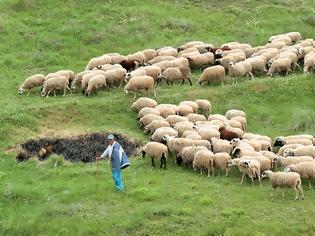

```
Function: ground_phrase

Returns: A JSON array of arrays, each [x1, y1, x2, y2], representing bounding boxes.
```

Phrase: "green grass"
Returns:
[[1, 0, 315, 235]]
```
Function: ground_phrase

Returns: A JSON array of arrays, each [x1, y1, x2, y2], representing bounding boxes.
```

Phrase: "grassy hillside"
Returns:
[[1, 0, 315, 235]]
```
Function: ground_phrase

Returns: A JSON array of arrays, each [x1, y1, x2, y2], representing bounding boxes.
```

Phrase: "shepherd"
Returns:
[[96, 134, 130, 192]]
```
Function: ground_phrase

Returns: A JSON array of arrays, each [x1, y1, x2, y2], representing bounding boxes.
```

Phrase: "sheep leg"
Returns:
[[181, 79, 185, 85], [207, 168, 210, 177], [63, 87, 66, 96], [240, 173, 246, 185], [153, 89, 157, 98], [298, 185, 304, 200], [151, 157, 155, 167], [293, 187, 299, 200], [27, 90, 30, 96], [269, 189, 274, 198], [249, 72, 254, 80], [225, 168, 229, 177], [187, 78, 192, 86], [282, 191, 285, 198], [54, 91, 56, 97], [46, 91, 51, 98], [308, 180, 312, 190], [118, 80, 123, 89]]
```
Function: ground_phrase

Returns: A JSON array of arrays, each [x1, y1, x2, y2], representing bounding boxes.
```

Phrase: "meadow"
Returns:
[[1, 0, 315, 235]]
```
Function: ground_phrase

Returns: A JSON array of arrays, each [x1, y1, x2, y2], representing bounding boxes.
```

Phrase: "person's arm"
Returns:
[[99, 146, 110, 160]]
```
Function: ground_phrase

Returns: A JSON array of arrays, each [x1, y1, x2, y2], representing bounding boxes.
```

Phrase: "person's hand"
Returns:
[[96, 156, 101, 161]]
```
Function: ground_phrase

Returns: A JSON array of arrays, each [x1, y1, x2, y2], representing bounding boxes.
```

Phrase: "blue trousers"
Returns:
[[111, 169, 124, 191]]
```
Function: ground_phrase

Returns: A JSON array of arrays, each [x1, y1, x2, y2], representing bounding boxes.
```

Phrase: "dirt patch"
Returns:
[[17, 132, 142, 162]]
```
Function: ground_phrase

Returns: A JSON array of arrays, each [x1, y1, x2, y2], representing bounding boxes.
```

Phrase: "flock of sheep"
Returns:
[[18, 32, 315, 97], [135, 97, 315, 200]]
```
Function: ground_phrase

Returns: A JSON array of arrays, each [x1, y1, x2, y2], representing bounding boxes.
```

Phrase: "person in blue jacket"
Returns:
[[96, 134, 130, 191]]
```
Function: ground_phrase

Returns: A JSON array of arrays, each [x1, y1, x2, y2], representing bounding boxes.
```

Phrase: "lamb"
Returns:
[[211, 137, 232, 154], [213, 153, 231, 176], [104, 68, 127, 87], [193, 150, 214, 177], [139, 114, 165, 128], [198, 65, 225, 86], [157, 67, 192, 86], [138, 107, 160, 120], [165, 115, 189, 126], [18, 74, 45, 95], [124, 75, 155, 97], [85, 55, 111, 70], [186, 113, 207, 123], [187, 52, 215, 69], [228, 61, 253, 84], [176, 146, 207, 167], [219, 126, 239, 141], [119, 60, 140, 72], [178, 104, 194, 116], [283, 145, 315, 157], [284, 162, 315, 189], [150, 127, 178, 142], [141, 142, 168, 169], [194, 99, 211, 115], [131, 97, 157, 111], [276, 156, 314, 168], [85, 74, 107, 96], [144, 120, 170, 135], [267, 58, 292, 77], [41, 76, 70, 97], [261, 170, 304, 200]]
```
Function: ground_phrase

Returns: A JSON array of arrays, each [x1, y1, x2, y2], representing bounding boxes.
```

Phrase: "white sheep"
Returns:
[[213, 153, 231, 176], [142, 142, 168, 169], [261, 170, 304, 200], [150, 127, 178, 142], [124, 68, 146, 83], [186, 113, 207, 123], [138, 107, 160, 120], [225, 109, 246, 119], [148, 56, 176, 65], [165, 115, 189, 126], [172, 121, 194, 137], [124, 75, 155, 97], [283, 145, 315, 158], [178, 101, 199, 113], [187, 52, 215, 69], [157, 67, 192, 86], [284, 161, 315, 189], [41, 76, 70, 97], [71, 71, 92, 90], [85, 74, 107, 96], [176, 146, 207, 167], [131, 97, 157, 111], [104, 68, 127, 87], [157, 47, 178, 57], [81, 70, 106, 93], [139, 65, 161, 83], [155, 104, 177, 118], [141, 49, 158, 61], [144, 120, 170, 135], [18, 74, 45, 95], [228, 61, 253, 84], [215, 53, 246, 69], [86, 55, 111, 70], [198, 65, 225, 86], [211, 137, 232, 154], [127, 52, 146, 65], [303, 53, 315, 73], [139, 114, 164, 128], [276, 156, 314, 168], [267, 58, 292, 77], [178, 104, 194, 116], [194, 99, 211, 115], [274, 135, 313, 147], [193, 150, 214, 177], [193, 125, 220, 141]]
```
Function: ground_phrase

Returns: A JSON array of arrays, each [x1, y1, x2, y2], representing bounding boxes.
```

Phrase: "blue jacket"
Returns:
[[101, 142, 130, 170]]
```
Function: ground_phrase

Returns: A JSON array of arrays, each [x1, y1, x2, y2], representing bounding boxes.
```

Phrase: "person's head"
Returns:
[[107, 134, 115, 145]]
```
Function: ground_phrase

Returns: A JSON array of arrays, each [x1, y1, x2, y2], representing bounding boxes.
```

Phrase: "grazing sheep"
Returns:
[[178, 104, 194, 116], [208, 114, 228, 123], [18, 74, 45, 95], [303, 54, 315, 73], [194, 43, 214, 53], [172, 121, 194, 137], [228, 61, 253, 84], [141, 49, 158, 61], [139, 114, 164, 128], [274, 135, 313, 147], [193, 150, 215, 177], [150, 127, 178, 142], [148, 56, 176, 65], [245, 56, 267, 74], [124, 75, 155, 97], [144, 120, 170, 135], [165, 115, 189, 126], [186, 113, 207, 123], [179, 101, 199, 113], [285, 32, 302, 43], [198, 65, 225, 86], [225, 109, 246, 119], [85, 74, 107, 96], [183, 131, 202, 140], [283, 145, 315, 158], [45, 70, 75, 84], [81, 70, 106, 93], [231, 148, 262, 159], [86, 55, 111, 70], [238, 159, 262, 186], [187, 52, 215, 69], [215, 53, 246, 69], [124, 68, 146, 83], [104, 68, 127, 87], [230, 116, 247, 131], [153, 60, 176, 72], [276, 156, 314, 168], [171, 58, 190, 69], [213, 153, 231, 176], [157, 67, 192, 86], [97, 63, 123, 72], [119, 60, 140, 72], [41, 76, 70, 97], [156, 104, 177, 118], [108, 54, 127, 65], [138, 107, 160, 120], [127, 52, 146, 65], [176, 146, 207, 167], [211, 137, 232, 154], [193, 125, 220, 141], [157, 47, 178, 57], [267, 58, 292, 77], [177, 47, 199, 57], [195, 99, 211, 115], [178, 41, 204, 51], [219, 126, 239, 141], [71, 71, 91, 90], [131, 97, 157, 111], [261, 170, 304, 200], [285, 162, 315, 189], [142, 142, 168, 169], [139, 66, 161, 83]]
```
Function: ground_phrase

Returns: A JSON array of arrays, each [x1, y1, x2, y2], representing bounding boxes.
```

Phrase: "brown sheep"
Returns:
[[219, 126, 239, 141]]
